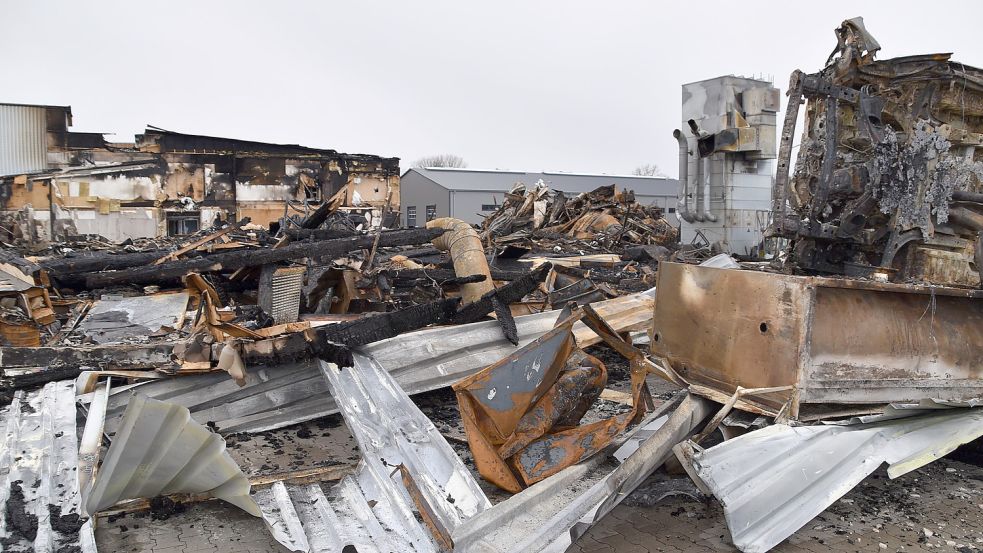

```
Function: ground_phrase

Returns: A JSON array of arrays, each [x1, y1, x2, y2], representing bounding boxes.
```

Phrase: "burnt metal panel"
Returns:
[[652, 262, 983, 417], [0, 381, 96, 552]]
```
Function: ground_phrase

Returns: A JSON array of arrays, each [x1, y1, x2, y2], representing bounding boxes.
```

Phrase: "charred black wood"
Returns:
[[243, 297, 462, 368], [0, 343, 176, 369], [0, 366, 88, 394], [320, 297, 460, 348], [283, 228, 358, 240], [552, 263, 623, 284], [451, 262, 551, 326], [83, 228, 446, 287], [0, 343, 178, 392], [0, 250, 40, 276], [39, 249, 169, 277], [491, 294, 518, 345]]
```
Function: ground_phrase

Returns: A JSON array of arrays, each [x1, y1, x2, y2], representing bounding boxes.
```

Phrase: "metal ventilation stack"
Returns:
[[675, 76, 779, 256]]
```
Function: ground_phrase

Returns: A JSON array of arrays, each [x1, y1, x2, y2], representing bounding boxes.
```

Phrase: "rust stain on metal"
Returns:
[[652, 262, 983, 420], [454, 307, 652, 492]]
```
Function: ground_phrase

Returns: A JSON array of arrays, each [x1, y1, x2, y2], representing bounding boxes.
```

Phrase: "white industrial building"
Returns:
[[400, 167, 678, 226]]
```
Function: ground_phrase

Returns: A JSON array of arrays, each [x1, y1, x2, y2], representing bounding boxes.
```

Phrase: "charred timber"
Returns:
[[283, 228, 358, 240], [41, 250, 170, 278], [83, 228, 446, 288]]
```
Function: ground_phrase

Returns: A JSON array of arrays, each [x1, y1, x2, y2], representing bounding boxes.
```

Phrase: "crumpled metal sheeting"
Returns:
[[692, 408, 983, 553], [83, 394, 260, 518], [0, 381, 95, 553], [453, 394, 714, 553], [258, 355, 491, 552]]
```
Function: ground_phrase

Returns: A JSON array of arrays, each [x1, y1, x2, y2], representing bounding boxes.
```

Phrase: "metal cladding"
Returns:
[[454, 309, 652, 493], [691, 405, 983, 553], [651, 261, 983, 419], [82, 394, 260, 518], [771, 17, 983, 287]]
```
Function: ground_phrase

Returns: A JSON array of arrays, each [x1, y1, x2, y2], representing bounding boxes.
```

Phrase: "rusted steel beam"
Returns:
[[83, 228, 446, 287]]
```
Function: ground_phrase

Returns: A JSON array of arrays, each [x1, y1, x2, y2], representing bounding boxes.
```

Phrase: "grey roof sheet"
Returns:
[[405, 168, 678, 196]]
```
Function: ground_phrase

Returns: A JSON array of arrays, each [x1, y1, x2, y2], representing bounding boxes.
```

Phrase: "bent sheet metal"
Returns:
[[453, 306, 651, 492], [690, 406, 983, 553]]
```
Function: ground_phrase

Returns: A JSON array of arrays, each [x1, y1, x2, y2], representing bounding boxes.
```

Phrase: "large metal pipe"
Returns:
[[673, 130, 696, 223], [948, 206, 983, 232], [702, 157, 718, 223], [426, 217, 495, 304], [953, 190, 983, 204], [693, 147, 706, 222]]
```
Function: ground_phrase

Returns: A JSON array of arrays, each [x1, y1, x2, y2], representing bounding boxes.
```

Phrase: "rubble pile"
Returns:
[[0, 16, 980, 553], [480, 180, 677, 251]]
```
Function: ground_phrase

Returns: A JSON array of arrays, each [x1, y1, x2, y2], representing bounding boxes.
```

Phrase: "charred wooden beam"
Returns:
[[39, 250, 169, 276], [384, 267, 527, 284], [83, 228, 446, 288], [0, 343, 178, 392], [0, 249, 41, 275], [241, 297, 462, 367], [451, 262, 551, 325], [283, 228, 358, 240]]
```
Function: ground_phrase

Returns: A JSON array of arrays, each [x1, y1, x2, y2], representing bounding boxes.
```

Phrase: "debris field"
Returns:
[[0, 16, 981, 553]]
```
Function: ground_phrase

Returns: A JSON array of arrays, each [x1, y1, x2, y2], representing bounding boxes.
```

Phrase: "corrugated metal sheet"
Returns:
[[79, 292, 189, 344], [82, 394, 260, 518], [0, 381, 96, 552], [692, 408, 983, 553], [258, 355, 491, 552], [0, 105, 48, 177]]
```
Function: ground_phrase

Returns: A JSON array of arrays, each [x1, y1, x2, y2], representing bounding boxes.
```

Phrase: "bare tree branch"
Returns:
[[632, 163, 665, 177], [413, 154, 468, 168]]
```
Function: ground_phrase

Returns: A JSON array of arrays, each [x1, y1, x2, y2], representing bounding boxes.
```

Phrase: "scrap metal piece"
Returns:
[[0, 381, 95, 553], [693, 407, 983, 553], [452, 394, 715, 553], [82, 394, 260, 517], [454, 308, 651, 492]]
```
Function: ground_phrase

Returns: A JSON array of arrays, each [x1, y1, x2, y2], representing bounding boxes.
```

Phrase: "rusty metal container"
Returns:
[[651, 262, 983, 419]]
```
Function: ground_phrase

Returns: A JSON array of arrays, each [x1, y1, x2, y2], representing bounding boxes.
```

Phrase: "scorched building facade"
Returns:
[[0, 103, 400, 243]]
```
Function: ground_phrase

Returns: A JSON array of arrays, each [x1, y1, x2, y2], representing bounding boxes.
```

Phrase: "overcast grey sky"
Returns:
[[2, 1, 982, 177]]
